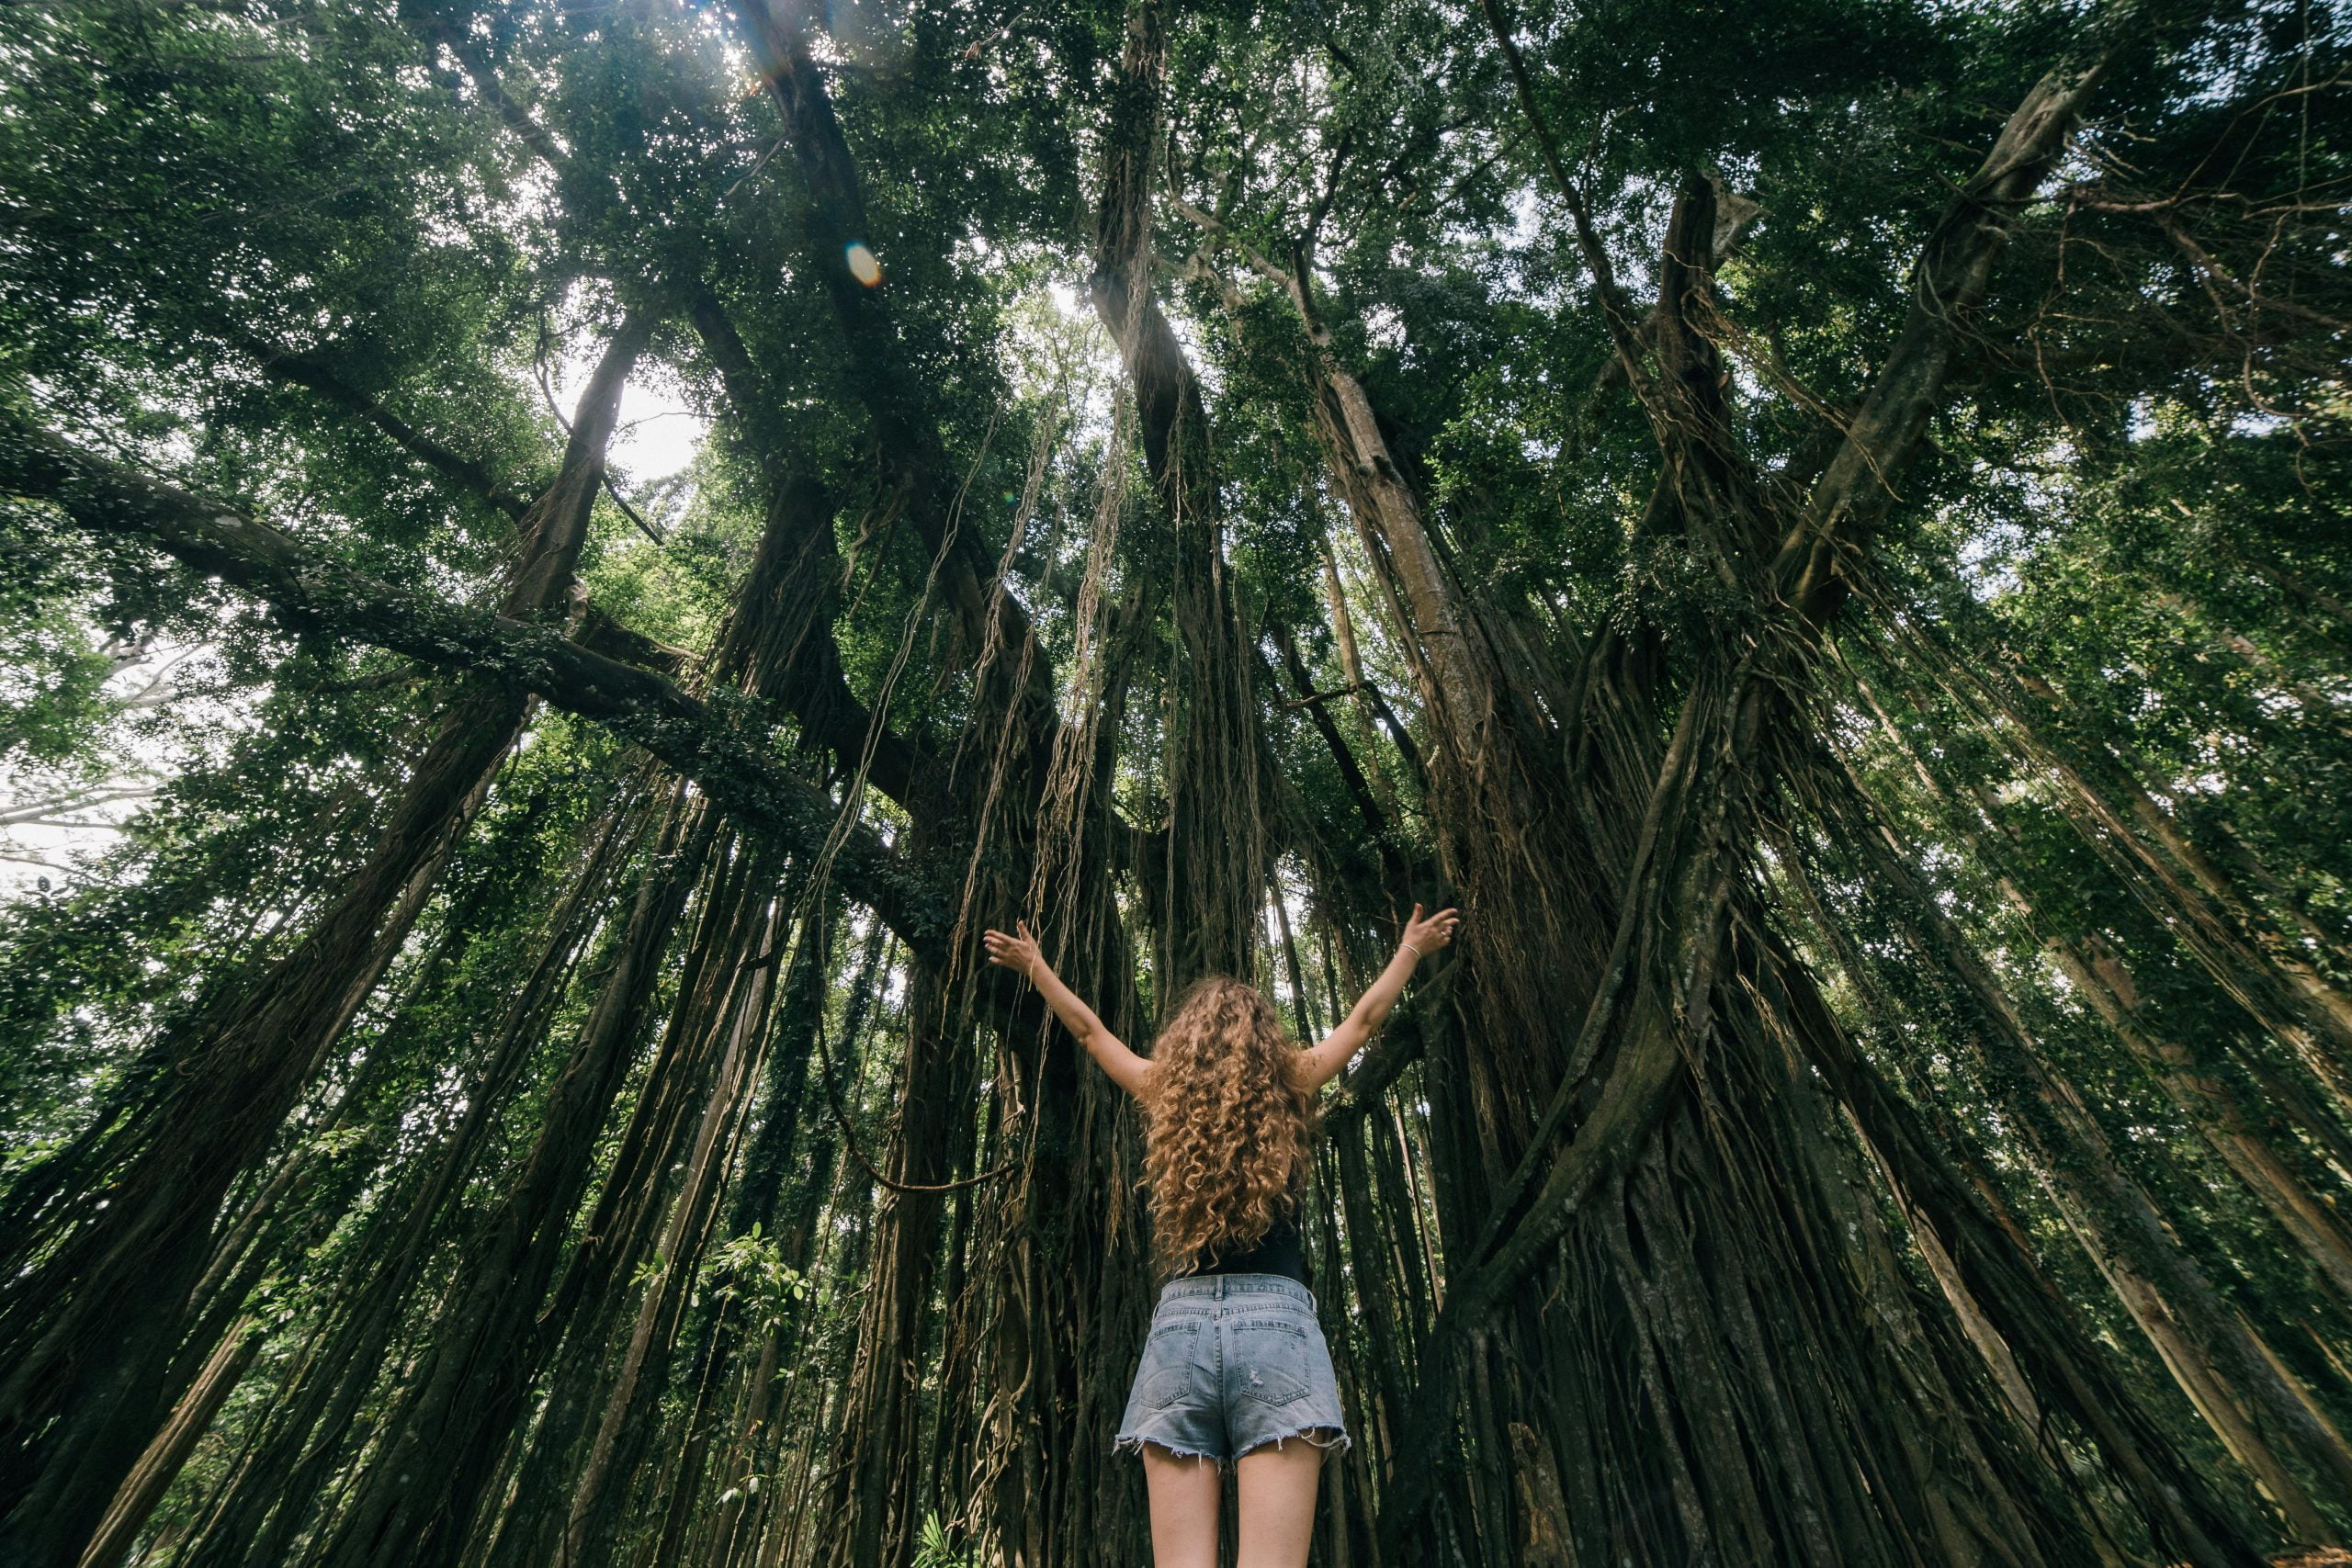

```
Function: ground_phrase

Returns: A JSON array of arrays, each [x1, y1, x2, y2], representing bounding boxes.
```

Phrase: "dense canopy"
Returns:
[[1, 0, 2348, 1564]]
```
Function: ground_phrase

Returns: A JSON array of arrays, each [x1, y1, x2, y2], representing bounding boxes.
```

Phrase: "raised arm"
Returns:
[[1300, 904, 1460, 1092], [983, 919, 1153, 1098]]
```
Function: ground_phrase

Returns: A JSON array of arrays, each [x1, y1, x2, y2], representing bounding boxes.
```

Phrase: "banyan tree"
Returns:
[[0, 0, 2347, 1562]]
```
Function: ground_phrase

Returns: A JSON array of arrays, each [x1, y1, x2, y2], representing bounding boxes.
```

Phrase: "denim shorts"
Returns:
[[1114, 1273, 1351, 1464]]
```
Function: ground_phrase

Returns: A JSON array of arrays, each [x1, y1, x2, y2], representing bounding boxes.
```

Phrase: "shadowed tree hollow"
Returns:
[[0, 0, 2348, 1564]]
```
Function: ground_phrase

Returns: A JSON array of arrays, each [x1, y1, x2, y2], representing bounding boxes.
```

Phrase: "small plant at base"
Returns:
[[911, 1511, 967, 1568]]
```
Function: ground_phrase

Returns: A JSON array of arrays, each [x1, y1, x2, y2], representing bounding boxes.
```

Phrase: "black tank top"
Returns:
[[1173, 1190, 1308, 1284]]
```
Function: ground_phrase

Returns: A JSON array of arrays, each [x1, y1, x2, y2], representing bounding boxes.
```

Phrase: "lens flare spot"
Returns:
[[845, 243, 882, 287]]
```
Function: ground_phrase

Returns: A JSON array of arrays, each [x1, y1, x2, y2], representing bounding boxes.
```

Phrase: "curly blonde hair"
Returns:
[[1139, 976, 1316, 1274]]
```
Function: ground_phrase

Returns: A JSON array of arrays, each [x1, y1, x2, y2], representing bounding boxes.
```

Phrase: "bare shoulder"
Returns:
[[1105, 1048, 1156, 1100]]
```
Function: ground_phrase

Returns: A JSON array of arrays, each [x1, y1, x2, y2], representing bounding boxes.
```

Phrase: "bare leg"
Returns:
[[1141, 1441, 1221, 1568], [1235, 1432, 1329, 1568]]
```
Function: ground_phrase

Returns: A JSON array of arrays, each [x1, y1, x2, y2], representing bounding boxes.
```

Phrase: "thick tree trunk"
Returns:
[[165, 806, 635, 1568], [1830, 684, 2352, 1310], [552, 877, 788, 1568], [1270, 40, 2270, 1566], [1091, 0, 1270, 983], [816, 958, 972, 1568], [0, 318, 650, 1568], [1, 415, 950, 964], [311, 790, 718, 1568], [74, 1323, 259, 1568]]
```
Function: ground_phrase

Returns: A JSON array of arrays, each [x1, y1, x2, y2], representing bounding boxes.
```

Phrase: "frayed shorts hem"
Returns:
[[1113, 1421, 1351, 1468]]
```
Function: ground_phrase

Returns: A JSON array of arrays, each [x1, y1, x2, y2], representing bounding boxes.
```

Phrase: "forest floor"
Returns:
[[2269, 1551, 2352, 1566]]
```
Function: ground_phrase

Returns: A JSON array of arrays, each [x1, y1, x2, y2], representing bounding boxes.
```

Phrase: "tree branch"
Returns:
[[2, 420, 953, 964], [1475, 0, 1657, 408], [233, 332, 537, 524], [1776, 62, 2107, 628], [425, 18, 573, 176], [731, 0, 1026, 670], [687, 291, 936, 814]]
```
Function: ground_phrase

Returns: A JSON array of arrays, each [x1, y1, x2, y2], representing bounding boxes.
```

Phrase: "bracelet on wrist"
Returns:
[[1400, 940, 1424, 962]]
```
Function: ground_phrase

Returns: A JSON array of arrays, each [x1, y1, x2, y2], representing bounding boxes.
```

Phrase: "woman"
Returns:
[[983, 902, 1461, 1568]]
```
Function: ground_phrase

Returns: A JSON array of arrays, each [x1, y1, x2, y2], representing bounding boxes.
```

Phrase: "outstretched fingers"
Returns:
[[1405, 904, 1462, 951], [982, 922, 1040, 975]]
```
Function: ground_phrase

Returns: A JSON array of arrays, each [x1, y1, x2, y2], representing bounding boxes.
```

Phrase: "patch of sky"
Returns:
[[2267, 684, 2336, 725], [1826, 701, 1875, 751], [1955, 519, 2029, 599], [1163, 300, 1225, 400], [1006, 277, 1120, 451], [1727, 357, 1768, 408], [1951, 445, 2077, 601], [0, 639, 232, 898], [2045, 140, 2104, 198], [549, 334, 708, 519], [2169, 4, 2317, 113]]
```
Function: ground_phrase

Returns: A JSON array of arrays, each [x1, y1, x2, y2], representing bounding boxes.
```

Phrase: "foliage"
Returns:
[[0, 0, 2346, 1562]]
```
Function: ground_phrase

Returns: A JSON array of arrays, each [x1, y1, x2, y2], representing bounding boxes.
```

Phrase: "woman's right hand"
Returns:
[[982, 919, 1042, 980], [1399, 902, 1460, 961]]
